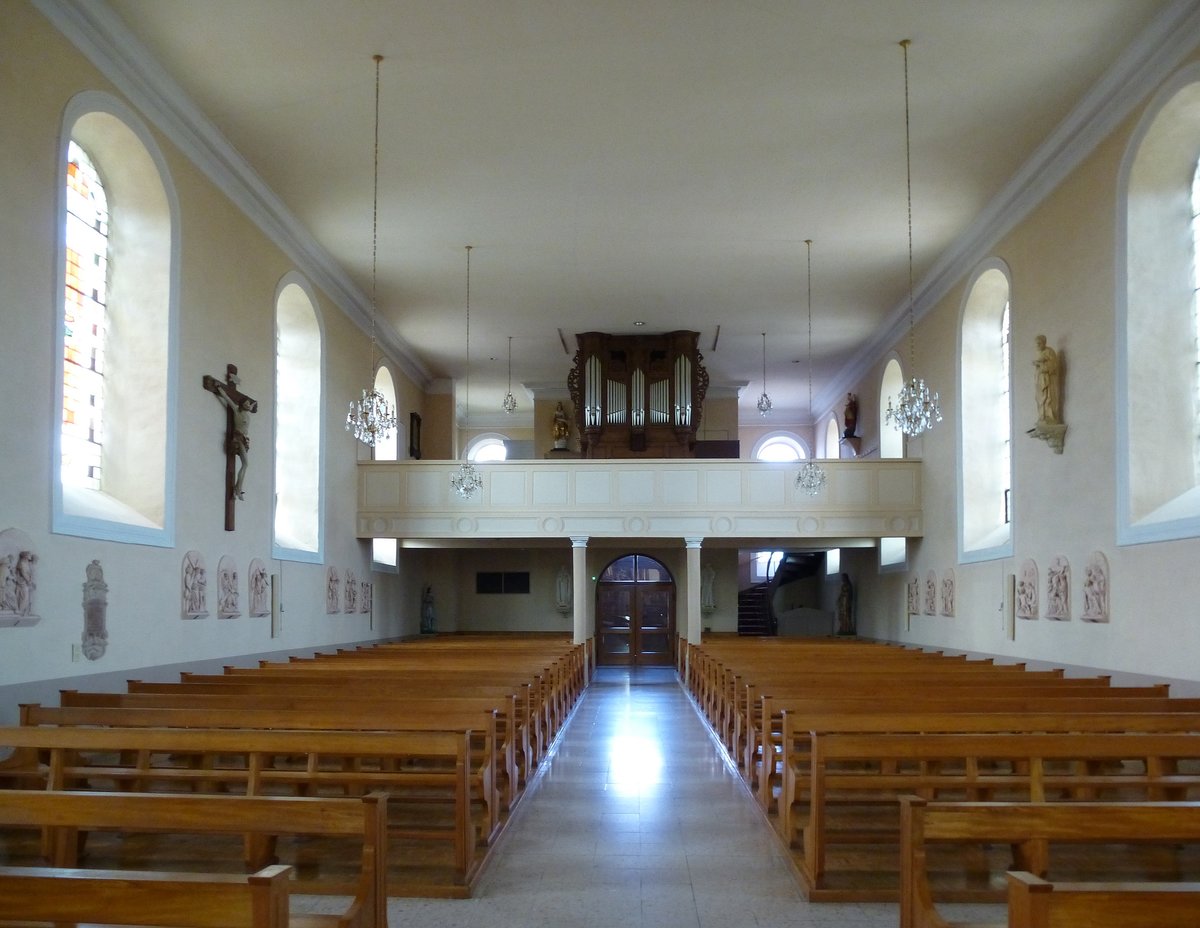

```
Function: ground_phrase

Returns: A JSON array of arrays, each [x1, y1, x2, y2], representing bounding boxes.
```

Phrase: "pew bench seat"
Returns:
[[795, 732, 1200, 901], [0, 725, 480, 895], [0, 788, 386, 927], [0, 863, 299, 928], [900, 799, 1200, 928], [1006, 871, 1200, 928]]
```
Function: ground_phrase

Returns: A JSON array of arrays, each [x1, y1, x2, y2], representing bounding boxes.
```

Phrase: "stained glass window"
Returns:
[[62, 141, 108, 490]]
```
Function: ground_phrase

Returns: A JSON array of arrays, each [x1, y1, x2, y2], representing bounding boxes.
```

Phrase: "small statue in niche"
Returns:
[[925, 570, 937, 616], [217, 556, 239, 619], [0, 529, 40, 625], [421, 585, 436, 634], [941, 569, 955, 617], [552, 402, 570, 450], [835, 573, 855, 636], [1017, 559, 1039, 620], [1080, 551, 1109, 623], [182, 550, 208, 618], [1033, 335, 1061, 425], [556, 565, 573, 615], [907, 576, 919, 616], [248, 559, 269, 617], [1028, 335, 1066, 453], [700, 564, 716, 616], [842, 393, 858, 439], [361, 581, 372, 614], [344, 569, 358, 614], [81, 559, 108, 660], [1045, 555, 1070, 620], [326, 568, 340, 614]]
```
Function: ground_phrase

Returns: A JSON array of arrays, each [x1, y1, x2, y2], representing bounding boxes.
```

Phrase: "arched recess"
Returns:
[[465, 433, 509, 462], [595, 553, 675, 667], [371, 365, 399, 570], [958, 259, 1013, 562], [823, 417, 841, 459], [751, 431, 810, 461], [53, 91, 179, 547], [878, 356, 907, 569], [1117, 63, 1200, 543], [273, 272, 324, 562]]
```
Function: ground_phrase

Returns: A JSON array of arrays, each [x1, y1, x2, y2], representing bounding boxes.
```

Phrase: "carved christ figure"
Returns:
[[203, 365, 258, 503]]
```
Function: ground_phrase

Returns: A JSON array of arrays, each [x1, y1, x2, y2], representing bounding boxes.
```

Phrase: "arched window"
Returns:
[[53, 94, 178, 546], [751, 432, 809, 461], [1118, 67, 1200, 543], [466, 435, 508, 462], [878, 357, 907, 569], [823, 417, 840, 459], [371, 365, 399, 570], [879, 358, 905, 460], [273, 275, 324, 562], [958, 261, 1014, 561]]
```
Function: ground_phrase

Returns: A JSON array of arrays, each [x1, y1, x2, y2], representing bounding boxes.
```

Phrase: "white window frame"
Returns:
[[1116, 63, 1200, 545], [52, 92, 179, 547], [957, 259, 1014, 564]]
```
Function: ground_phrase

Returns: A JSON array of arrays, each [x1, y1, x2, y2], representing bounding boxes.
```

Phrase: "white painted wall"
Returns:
[[845, 44, 1200, 689], [0, 7, 415, 701]]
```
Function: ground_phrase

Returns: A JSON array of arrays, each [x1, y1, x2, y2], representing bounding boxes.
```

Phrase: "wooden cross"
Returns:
[[202, 363, 257, 531]]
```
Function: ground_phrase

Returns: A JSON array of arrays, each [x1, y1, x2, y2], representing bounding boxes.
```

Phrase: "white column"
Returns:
[[684, 537, 703, 646], [571, 536, 590, 677]]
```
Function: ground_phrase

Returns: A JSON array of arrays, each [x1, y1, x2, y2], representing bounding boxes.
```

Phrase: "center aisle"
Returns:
[[378, 665, 897, 927]]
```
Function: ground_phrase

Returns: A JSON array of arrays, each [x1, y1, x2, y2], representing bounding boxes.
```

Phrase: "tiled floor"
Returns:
[[299, 666, 900, 927]]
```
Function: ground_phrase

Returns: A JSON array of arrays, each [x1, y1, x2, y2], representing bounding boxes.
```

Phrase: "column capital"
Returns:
[[684, 537, 704, 549], [570, 536, 589, 548]]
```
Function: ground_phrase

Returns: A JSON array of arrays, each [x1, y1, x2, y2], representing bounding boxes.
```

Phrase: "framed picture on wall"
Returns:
[[409, 412, 422, 459]]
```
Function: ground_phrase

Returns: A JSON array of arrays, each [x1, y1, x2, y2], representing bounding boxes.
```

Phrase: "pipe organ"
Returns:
[[567, 331, 709, 458]]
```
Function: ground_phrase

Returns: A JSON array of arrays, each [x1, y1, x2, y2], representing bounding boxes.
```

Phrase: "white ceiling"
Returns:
[[90, 0, 1179, 425]]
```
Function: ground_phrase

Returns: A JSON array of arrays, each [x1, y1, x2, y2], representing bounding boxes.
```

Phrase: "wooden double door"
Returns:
[[596, 555, 675, 666]]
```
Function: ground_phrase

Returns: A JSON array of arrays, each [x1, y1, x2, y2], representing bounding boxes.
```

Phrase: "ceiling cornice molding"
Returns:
[[33, 0, 433, 390], [815, 0, 1200, 417]]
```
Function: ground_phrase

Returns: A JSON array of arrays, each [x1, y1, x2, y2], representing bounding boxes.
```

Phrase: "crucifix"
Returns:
[[202, 363, 257, 531]]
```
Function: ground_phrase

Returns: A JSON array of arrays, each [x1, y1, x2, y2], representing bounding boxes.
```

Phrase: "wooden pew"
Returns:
[[27, 700, 509, 841], [0, 863, 294, 928], [0, 789, 386, 927], [775, 709, 1200, 845], [798, 732, 1200, 901], [168, 671, 562, 761], [118, 680, 544, 771], [899, 798, 1200, 928], [250, 664, 576, 741], [746, 690, 1198, 801], [1006, 871, 1200, 928], [0, 724, 479, 895]]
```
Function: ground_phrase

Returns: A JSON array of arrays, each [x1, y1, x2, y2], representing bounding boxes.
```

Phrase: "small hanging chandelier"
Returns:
[[502, 335, 517, 414], [885, 39, 942, 438], [756, 332, 772, 416], [451, 245, 483, 499], [346, 54, 397, 448], [796, 239, 827, 497]]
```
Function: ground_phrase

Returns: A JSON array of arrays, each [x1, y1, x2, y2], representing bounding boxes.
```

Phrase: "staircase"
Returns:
[[737, 583, 773, 636]]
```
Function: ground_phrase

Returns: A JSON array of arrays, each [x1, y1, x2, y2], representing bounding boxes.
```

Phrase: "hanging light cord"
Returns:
[[901, 38, 915, 373], [369, 54, 382, 371], [805, 239, 814, 413], [761, 332, 768, 391], [464, 245, 472, 416]]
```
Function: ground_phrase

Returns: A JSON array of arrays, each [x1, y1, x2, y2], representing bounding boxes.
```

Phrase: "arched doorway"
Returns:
[[595, 554, 676, 667]]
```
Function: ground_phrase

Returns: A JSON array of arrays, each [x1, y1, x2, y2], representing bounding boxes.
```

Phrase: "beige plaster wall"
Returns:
[[0, 2, 419, 695], [846, 45, 1200, 687]]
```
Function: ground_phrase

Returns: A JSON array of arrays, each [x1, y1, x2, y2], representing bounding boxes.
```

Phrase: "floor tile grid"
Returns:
[[295, 666, 903, 927]]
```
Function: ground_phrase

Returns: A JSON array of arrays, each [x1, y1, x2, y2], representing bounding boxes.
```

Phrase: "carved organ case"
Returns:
[[568, 331, 709, 458]]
